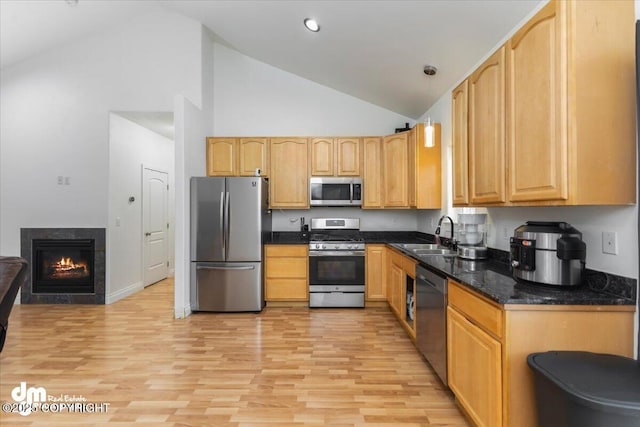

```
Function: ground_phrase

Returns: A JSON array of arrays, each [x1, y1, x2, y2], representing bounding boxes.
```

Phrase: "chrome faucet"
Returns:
[[435, 215, 455, 248]]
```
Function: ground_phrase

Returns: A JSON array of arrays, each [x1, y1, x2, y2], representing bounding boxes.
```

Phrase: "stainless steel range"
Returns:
[[308, 218, 365, 308]]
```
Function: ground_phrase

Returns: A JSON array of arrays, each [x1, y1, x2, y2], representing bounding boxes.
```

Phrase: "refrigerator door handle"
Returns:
[[196, 265, 256, 271], [225, 191, 231, 259], [219, 192, 225, 257]]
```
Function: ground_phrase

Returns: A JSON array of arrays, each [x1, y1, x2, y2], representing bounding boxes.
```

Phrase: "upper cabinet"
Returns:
[[206, 137, 268, 177], [382, 132, 410, 207], [206, 138, 236, 176], [269, 138, 309, 209], [508, 0, 636, 205], [310, 138, 361, 176], [453, 0, 636, 206], [362, 137, 383, 208], [452, 80, 469, 206], [238, 138, 269, 177], [412, 123, 442, 209], [469, 46, 506, 205], [363, 126, 441, 209]]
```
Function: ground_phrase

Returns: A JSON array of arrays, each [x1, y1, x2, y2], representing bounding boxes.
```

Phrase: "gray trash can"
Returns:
[[527, 351, 640, 427]]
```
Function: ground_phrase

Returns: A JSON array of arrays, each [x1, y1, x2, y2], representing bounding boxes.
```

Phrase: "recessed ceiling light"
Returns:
[[304, 18, 320, 32]]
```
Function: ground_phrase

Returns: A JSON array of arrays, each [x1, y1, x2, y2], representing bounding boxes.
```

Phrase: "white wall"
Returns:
[[173, 30, 214, 318], [0, 9, 204, 301], [107, 113, 175, 303], [212, 43, 413, 136]]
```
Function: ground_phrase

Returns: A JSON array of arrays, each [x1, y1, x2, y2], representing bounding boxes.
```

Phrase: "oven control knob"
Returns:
[[321, 244, 326, 249], [347, 245, 353, 250]]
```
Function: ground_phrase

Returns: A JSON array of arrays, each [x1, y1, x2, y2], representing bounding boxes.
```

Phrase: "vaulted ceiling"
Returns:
[[1, 0, 543, 119]]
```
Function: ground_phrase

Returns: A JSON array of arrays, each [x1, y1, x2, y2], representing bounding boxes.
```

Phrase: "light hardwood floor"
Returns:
[[0, 279, 468, 426]]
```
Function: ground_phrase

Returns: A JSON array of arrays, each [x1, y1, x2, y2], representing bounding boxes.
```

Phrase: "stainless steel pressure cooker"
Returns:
[[510, 221, 586, 286]]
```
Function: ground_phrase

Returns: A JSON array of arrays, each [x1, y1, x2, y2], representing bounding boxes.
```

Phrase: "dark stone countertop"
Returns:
[[388, 243, 635, 306], [265, 231, 635, 306]]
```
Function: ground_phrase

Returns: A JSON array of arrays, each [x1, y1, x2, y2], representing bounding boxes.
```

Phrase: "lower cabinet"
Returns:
[[386, 248, 416, 341], [447, 305, 502, 427], [265, 245, 308, 302], [365, 245, 387, 301], [447, 279, 635, 427]]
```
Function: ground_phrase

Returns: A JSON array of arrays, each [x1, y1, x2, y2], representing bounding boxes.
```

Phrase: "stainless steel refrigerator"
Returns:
[[190, 177, 271, 312]]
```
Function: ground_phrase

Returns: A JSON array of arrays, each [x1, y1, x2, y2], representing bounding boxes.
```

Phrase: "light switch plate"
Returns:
[[602, 231, 617, 255]]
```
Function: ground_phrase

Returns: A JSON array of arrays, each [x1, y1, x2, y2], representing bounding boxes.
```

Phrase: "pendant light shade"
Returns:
[[425, 117, 435, 148]]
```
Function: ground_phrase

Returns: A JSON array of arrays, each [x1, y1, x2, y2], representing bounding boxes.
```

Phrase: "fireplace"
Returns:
[[32, 239, 95, 294], [21, 228, 105, 304]]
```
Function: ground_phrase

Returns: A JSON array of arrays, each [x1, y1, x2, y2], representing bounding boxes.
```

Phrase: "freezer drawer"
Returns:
[[191, 262, 263, 312]]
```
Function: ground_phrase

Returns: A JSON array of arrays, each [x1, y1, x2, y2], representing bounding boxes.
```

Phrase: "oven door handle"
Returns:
[[309, 251, 365, 257]]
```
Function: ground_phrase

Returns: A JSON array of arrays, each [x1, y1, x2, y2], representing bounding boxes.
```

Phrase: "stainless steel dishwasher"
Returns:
[[416, 264, 448, 385]]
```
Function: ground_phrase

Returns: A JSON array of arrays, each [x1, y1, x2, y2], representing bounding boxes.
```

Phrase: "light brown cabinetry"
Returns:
[[206, 137, 268, 177], [451, 80, 469, 206], [506, 0, 636, 205], [382, 133, 409, 207], [365, 244, 387, 301], [269, 138, 309, 209], [238, 138, 269, 176], [310, 138, 361, 176], [206, 138, 236, 176], [265, 245, 308, 302], [447, 283, 503, 427], [386, 248, 416, 341], [411, 123, 442, 209], [447, 279, 634, 427], [362, 137, 383, 208], [453, 0, 636, 206], [468, 46, 506, 204]]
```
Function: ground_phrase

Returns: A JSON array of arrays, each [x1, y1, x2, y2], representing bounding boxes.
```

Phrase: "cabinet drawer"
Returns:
[[265, 245, 307, 257], [448, 280, 503, 339], [266, 258, 307, 278], [402, 256, 416, 277], [266, 279, 308, 300]]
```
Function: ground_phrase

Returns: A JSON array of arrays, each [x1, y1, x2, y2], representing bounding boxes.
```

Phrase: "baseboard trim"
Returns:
[[106, 281, 143, 304]]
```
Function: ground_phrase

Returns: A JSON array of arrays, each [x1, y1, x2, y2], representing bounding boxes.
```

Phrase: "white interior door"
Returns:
[[143, 167, 169, 287]]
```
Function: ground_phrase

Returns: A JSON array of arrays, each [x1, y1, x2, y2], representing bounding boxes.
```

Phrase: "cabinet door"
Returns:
[[447, 306, 502, 427], [365, 245, 386, 301], [469, 47, 506, 204], [452, 80, 470, 206], [407, 128, 417, 207], [206, 138, 236, 176], [270, 138, 309, 208], [238, 138, 268, 177], [388, 251, 404, 316], [382, 133, 409, 207], [336, 138, 361, 176], [506, 0, 567, 202], [362, 137, 383, 208], [310, 138, 334, 176]]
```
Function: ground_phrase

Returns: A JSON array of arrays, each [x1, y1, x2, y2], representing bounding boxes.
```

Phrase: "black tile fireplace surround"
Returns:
[[20, 228, 105, 304]]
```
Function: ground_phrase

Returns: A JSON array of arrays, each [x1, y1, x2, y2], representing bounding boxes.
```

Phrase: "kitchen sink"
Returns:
[[412, 248, 457, 256], [392, 243, 457, 257], [394, 243, 442, 250]]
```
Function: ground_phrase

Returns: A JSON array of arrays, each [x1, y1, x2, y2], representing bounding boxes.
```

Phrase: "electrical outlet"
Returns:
[[57, 176, 64, 185], [64, 176, 71, 185], [602, 231, 618, 255], [502, 227, 509, 240]]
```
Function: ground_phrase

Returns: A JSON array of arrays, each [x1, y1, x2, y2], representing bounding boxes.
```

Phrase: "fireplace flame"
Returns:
[[52, 257, 87, 273]]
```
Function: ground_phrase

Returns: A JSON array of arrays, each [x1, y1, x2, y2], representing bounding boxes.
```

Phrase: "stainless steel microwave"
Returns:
[[310, 177, 362, 206]]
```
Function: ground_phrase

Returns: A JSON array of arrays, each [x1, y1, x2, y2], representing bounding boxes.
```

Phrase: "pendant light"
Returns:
[[425, 117, 435, 148], [423, 65, 437, 148]]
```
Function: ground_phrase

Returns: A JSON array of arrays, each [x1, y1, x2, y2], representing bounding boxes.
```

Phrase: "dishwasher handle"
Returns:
[[416, 266, 448, 294]]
